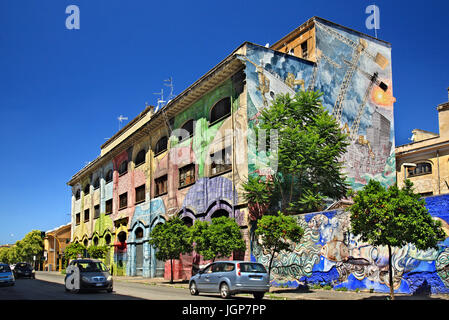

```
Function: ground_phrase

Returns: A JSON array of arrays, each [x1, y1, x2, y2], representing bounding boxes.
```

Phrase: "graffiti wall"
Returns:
[[252, 195, 449, 294], [245, 18, 395, 190]]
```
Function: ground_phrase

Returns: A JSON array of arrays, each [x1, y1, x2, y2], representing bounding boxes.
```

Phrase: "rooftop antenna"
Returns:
[[118, 115, 128, 130], [164, 77, 175, 101], [153, 89, 166, 111]]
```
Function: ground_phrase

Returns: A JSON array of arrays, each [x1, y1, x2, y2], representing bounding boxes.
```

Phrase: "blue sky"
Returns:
[[0, 0, 448, 244]]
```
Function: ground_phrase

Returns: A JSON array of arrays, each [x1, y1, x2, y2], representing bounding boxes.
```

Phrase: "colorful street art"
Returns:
[[251, 194, 449, 294]]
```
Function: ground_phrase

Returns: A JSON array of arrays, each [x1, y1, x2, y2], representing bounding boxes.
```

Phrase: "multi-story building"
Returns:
[[396, 88, 449, 196], [43, 223, 71, 271], [68, 16, 395, 280]]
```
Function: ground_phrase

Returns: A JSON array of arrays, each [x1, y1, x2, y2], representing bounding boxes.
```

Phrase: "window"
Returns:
[[84, 209, 90, 222], [135, 227, 144, 239], [93, 177, 100, 189], [210, 147, 232, 176], [178, 119, 194, 142], [119, 193, 128, 210], [135, 184, 145, 204], [240, 263, 267, 273], [75, 189, 80, 200], [407, 162, 432, 177], [210, 97, 231, 124], [118, 160, 128, 175], [301, 41, 308, 58], [155, 175, 168, 196], [105, 170, 113, 183], [105, 199, 113, 214], [93, 237, 99, 246], [155, 136, 168, 155], [135, 149, 146, 166], [179, 164, 195, 188], [182, 216, 193, 227], [94, 204, 100, 219], [83, 184, 90, 195], [75, 213, 80, 225], [105, 234, 111, 245]]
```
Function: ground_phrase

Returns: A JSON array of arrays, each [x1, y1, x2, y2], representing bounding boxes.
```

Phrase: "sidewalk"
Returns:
[[39, 271, 449, 300]]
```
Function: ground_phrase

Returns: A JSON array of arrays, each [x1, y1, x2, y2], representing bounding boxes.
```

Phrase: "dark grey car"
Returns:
[[64, 259, 113, 293], [189, 261, 270, 299]]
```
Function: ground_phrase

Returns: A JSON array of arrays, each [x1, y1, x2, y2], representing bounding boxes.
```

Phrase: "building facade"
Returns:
[[43, 223, 71, 271], [396, 88, 449, 196], [68, 17, 396, 281]]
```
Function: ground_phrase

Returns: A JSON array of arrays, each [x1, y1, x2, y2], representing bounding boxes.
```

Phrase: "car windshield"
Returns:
[[240, 263, 267, 273], [0, 265, 11, 273], [78, 262, 108, 272], [16, 263, 31, 270]]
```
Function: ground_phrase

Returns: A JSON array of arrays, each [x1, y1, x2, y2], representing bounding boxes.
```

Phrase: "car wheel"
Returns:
[[253, 292, 264, 300], [189, 282, 199, 296], [220, 283, 230, 299]]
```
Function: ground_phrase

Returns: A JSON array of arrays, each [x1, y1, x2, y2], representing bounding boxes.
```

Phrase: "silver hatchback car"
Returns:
[[189, 261, 270, 299]]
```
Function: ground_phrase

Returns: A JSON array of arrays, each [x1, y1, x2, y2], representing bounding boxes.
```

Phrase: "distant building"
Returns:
[[396, 87, 449, 196], [43, 223, 71, 271]]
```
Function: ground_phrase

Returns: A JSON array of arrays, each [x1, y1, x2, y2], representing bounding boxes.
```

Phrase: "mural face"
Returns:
[[245, 19, 395, 190], [252, 198, 449, 294]]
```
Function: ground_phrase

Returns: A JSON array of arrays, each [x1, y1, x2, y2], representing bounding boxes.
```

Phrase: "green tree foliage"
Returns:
[[243, 91, 349, 216], [254, 212, 304, 277], [190, 216, 246, 262], [349, 179, 446, 300], [148, 217, 193, 283], [87, 245, 110, 260], [64, 242, 86, 261], [19, 230, 44, 263]]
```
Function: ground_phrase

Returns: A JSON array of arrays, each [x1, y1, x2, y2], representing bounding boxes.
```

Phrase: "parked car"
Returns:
[[64, 259, 113, 293], [189, 261, 270, 299], [0, 263, 15, 286], [13, 262, 35, 279]]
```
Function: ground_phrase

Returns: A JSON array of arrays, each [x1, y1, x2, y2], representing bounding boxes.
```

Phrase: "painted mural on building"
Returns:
[[252, 194, 449, 294], [245, 19, 395, 190]]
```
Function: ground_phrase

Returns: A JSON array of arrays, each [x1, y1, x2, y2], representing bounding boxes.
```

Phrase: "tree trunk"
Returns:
[[170, 259, 174, 284], [388, 244, 395, 300], [268, 247, 277, 280]]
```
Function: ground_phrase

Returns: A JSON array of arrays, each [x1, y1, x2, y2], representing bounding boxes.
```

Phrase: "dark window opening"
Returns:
[[155, 136, 168, 155], [135, 150, 146, 166], [178, 119, 194, 142], [105, 170, 113, 183], [210, 147, 232, 176], [407, 162, 432, 177], [117, 231, 127, 244], [75, 213, 80, 225], [155, 175, 168, 197], [105, 199, 113, 215], [179, 164, 195, 188], [119, 193, 128, 210], [181, 216, 193, 227], [75, 189, 81, 200], [84, 209, 90, 222], [83, 184, 90, 195], [135, 227, 144, 239], [105, 234, 111, 245], [93, 237, 99, 246], [94, 204, 100, 219], [135, 184, 146, 204], [118, 160, 128, 175], [301, 41, 308, 58], [83, 239, 88, 247], [211, 209, 229, 219], [93, 177, 100, 189], [210, 97, 231, 124]]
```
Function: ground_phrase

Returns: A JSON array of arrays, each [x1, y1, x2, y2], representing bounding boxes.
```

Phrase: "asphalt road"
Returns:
[[0, 272, 244, 300]]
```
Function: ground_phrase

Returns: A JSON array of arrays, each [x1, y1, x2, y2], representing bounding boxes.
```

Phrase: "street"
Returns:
[[0, 272, 249, 300]]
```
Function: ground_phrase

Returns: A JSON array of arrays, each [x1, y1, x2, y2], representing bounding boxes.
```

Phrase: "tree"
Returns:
[[244, 91, 349, 216], [254, 212, 304, 277], [148, 218, 192, 284], [190, 216, 246, 262], [349, 179, 446, 300], [19, 230, 44, 264], [87, 245, 110, 260], [64, 242, 86, 262]]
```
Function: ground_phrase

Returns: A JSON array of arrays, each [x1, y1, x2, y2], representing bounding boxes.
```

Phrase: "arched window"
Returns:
[[93, 237, 99, 246], [117, 231, 127, 244], [105, 234, 111, 245], [135, 227, 144, 239], [155, 136, 168, 155], [210, 97, 231, 124], [181, 216, 193, 227], [407, 162, 432, 177], [178, 119, 194, 142], [135, 149, 146, 166], [118, 160, 128, 175], [83, 239, 88, 247], [211, 209, 229, 219], [83, 184, 90, 195], [105, 169, 113, 183], [93, 177, 100, 189]]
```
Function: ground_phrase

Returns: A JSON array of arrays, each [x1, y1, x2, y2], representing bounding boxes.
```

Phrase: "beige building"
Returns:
[[396, 88, 449, 196], [43, 223, 71, 271]]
